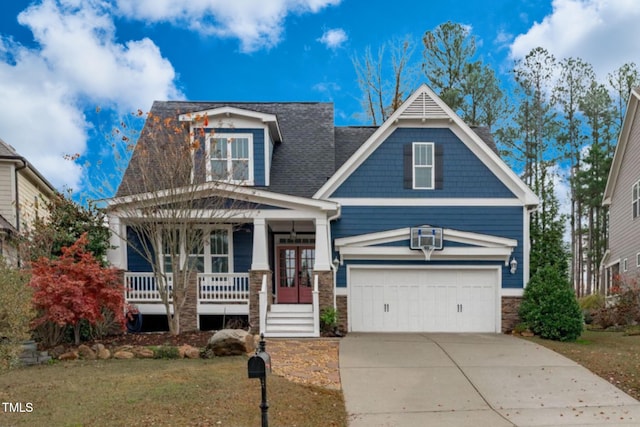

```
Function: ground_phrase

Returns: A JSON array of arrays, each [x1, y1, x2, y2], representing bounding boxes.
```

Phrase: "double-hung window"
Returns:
[[208, 134, 253, 184], [161, 228, 231, 274], [633, 180, 640, 219], [413, 142, 434, 189], [210, 229, 229, 273]]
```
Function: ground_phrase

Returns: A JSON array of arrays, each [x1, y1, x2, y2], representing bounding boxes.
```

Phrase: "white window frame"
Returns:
[[636, 252, 640, 268], [412, 142, 435, 190], [160, 226, 233, 274], [633, 180, 640, 219], [623, 257, 628, 272], [206, 133, 254, 185]]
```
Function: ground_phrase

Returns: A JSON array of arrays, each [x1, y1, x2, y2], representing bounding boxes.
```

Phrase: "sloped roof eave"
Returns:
[[603, 87, 640, 205]]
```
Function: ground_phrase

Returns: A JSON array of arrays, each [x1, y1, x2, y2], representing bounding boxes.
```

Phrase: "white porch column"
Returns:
[[251, 218, 270, 270], [314, 217, 331, 271], [107, 215, 126, 269]]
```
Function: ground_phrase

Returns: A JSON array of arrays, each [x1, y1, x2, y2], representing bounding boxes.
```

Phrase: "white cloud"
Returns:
[[0, 0, 181, 191], [317, 28, 347, 50], [510, 0, 640, 78], [115, 0, 342, 53]]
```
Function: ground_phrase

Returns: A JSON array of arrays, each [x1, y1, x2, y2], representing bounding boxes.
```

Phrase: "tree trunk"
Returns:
[[74, 323, 81, 346]]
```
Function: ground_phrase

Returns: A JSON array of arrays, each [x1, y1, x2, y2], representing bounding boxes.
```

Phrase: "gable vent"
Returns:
[[399, 92, 448, 120]]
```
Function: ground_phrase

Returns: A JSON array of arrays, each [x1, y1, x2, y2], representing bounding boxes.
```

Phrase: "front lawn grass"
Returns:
[[527, 330, 640, 400], [0, 357, 347, 426]]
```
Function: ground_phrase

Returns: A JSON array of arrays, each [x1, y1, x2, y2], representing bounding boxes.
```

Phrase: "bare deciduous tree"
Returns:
[[353, 36, 418, 125], [107, 110, 248, 335]]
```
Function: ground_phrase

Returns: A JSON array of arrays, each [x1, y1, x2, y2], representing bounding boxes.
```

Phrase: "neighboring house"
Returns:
[[0, 138, 56, 264], [602, 87, 640, 291], [107, 84, 538, 337]]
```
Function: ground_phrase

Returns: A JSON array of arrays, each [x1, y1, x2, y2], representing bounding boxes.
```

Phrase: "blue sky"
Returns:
[[0, 0, 638, 197]]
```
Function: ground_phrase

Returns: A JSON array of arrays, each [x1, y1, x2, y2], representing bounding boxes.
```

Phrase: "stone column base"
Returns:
[[336, 295, 348, 333], [501, 296, 523, 333], [249, 270, 272, 334]]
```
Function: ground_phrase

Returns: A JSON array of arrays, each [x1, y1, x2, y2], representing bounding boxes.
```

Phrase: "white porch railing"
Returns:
[[312, 274, 320, 337], [198, 273, 250, 302], [124, 272, 249, 304], [125, 273, 173, 302]]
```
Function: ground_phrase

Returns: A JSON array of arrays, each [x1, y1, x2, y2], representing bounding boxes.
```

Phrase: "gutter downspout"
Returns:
[[14, 158, 28, 234], [327, 205, 341, 309]]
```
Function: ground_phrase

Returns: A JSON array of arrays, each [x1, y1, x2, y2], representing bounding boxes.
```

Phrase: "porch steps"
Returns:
[[264, 304, 316, 338]]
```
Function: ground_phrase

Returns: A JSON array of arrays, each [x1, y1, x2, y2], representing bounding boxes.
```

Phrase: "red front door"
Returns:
[[277, 245, 315, 303]]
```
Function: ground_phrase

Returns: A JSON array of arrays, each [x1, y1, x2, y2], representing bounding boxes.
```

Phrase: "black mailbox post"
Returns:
[[247, 334, 271, 427]]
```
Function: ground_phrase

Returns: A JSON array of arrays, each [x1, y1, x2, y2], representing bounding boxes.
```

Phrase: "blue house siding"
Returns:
[[331, 128, 514, 198], [332, 205, 524, 289], [125, 225, 254, 274], [233, 224, 253, 273], [126, 227, 153, 272]]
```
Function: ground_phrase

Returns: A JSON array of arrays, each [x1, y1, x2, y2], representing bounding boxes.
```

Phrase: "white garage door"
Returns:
[[349, 267, 499, 333]]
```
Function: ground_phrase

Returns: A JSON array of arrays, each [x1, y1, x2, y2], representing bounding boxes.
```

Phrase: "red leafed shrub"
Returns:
[[29, 233, 125, 345]]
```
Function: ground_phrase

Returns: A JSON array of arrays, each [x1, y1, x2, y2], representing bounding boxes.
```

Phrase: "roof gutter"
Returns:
[[10, 157, 28, 233]]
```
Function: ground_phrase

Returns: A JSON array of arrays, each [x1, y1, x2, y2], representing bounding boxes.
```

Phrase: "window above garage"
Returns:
[[404, 142, 443, 190]]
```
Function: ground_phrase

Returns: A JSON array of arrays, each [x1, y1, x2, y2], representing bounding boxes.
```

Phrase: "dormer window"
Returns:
[[207, 133, 253, 184]]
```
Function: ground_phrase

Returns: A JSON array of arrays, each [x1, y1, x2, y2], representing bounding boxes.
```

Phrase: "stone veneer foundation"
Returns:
[[249, 270, 272, 334], [501, 296, 523, 333]]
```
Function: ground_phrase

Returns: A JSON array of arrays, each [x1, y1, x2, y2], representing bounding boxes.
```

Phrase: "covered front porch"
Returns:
[[108, 187, 340, 337]]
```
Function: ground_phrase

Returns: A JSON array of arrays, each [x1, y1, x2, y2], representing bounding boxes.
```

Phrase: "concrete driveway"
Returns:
[[340, 333, 640, 426]]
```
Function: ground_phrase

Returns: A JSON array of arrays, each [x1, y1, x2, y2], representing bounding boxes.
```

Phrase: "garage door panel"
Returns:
[[350, 268, 498, 333]]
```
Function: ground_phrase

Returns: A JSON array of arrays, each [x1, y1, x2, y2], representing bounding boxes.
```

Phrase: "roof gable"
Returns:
[[178, 106, 283, 142], [603, 87, 640, 205], [313, 84, 538, 205]]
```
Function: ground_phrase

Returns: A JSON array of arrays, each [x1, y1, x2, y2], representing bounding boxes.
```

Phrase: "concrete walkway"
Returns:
[[340, 333, 640, 426]]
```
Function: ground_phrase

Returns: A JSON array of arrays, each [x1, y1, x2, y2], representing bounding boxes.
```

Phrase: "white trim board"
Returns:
[[107, 181, 339, 214], [178, 106, 283, 143], [335, 226, 517, 249], [329, 198, 525, 206]]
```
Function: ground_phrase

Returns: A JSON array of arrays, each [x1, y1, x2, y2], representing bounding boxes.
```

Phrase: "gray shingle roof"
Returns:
[[117, 101, 335, 198], [470, 126, 500, 156], [117, 102, 500, 199], [334, 126, 377, 171], [0, 138, 19, 157]]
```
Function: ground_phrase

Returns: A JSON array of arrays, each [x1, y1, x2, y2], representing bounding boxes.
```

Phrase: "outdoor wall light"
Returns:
[[510, 257, 518, 274]]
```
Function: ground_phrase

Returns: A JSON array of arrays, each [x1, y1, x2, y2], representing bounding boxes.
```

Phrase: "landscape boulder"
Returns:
[[207, 329, 255, 356], [132, 347, 154, 359], [179, 344, 201, 359], [92, 343, 111, 360], [59, 350, 79, 361], [78, 345, 96, 360], [113, 350, 135, 359]]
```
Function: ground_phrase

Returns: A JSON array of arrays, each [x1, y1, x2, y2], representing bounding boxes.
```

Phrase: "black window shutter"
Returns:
[[435, 144, 444, 190], [403, 144, 413, 189]]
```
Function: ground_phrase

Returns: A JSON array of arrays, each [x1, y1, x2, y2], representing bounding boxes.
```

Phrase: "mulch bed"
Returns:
[[57, 330, 343, 390], [88, 330, 213, 348]]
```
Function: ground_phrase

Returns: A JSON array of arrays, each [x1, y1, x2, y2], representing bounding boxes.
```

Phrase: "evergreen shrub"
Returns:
[[519, 266, 583, 341]]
